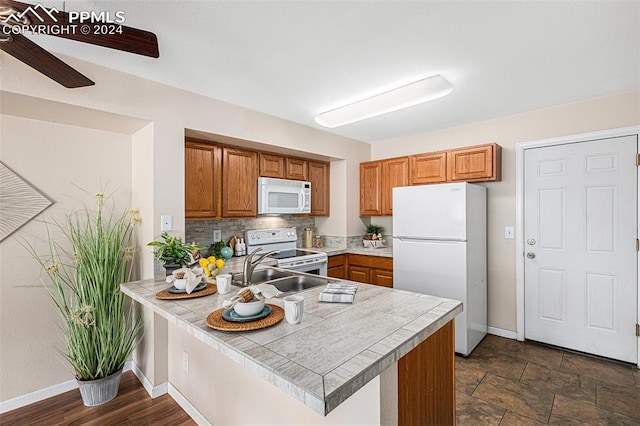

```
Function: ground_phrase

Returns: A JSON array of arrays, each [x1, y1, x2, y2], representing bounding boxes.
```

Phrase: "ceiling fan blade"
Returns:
[[0, 30, 94, 88], [0, 0, 159, 57]]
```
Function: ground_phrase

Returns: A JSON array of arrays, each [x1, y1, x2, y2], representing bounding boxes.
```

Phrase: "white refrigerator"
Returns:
[[393, 182, 487, 356]]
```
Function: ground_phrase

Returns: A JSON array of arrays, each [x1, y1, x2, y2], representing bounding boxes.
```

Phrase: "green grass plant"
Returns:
[[26, 192, 142, 381]]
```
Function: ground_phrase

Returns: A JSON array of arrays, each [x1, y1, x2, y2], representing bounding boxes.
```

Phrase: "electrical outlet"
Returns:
[[213, 229, 222, 243], [161, 215, 172, 231], [182, 351, 189, 373], [504, 226, 514, 240]]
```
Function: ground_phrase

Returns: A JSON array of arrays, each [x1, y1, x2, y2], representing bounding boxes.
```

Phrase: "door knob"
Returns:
[[526, 252, 536, 259], [527, 238, 536, 246]]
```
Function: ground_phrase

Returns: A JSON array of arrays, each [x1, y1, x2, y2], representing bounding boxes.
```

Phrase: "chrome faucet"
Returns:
[[242, 248, 280, 286]]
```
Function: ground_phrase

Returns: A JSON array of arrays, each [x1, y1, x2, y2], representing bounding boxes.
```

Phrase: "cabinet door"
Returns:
[[328, 266, 345, 279], [308, 161, 330, 216], [360, 161, 382, 216], [348, 265, 370, 283], [381, 157, 409, 216], [259, 153, 285, 178], [371, 268, 393, 288], [222, 147, 259, 217], [286, 158, 308, 181], [185, 141, 221, 219], [410, 152, 447, 185], [447, 143, 501, 182]]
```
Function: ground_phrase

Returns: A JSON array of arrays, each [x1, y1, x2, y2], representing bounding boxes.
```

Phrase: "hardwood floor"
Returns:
[[0, 372, 195, 425], [456, 335, 640, 424]]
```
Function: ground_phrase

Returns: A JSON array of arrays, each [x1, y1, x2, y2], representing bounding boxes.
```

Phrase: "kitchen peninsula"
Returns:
[[121, 267, 461, 425]]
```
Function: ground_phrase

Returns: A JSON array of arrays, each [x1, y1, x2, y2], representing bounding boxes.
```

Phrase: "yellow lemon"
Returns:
[[215, 259, 225, 269], [207, 256, 216, 263], [199, 258, 209, 268]]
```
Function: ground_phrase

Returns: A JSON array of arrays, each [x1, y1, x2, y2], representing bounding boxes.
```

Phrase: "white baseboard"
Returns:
[[0, 362, 134, 414], [487, 326, 518, 340], [130, 363, 168, 398], [168, 383, 212, 426]]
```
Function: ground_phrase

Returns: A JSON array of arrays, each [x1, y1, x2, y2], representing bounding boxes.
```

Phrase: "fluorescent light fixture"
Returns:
[[314, 74, 453, 128]]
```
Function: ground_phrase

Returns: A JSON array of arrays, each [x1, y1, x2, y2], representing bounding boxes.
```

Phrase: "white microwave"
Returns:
[[258, 177, 311, 214]]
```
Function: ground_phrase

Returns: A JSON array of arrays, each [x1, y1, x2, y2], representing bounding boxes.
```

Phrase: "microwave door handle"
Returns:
[[299, 189, 305, 213]]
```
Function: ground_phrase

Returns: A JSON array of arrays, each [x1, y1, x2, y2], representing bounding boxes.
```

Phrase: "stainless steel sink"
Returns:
[[232, 268, 293, 285], [268, 275, 332, 294]]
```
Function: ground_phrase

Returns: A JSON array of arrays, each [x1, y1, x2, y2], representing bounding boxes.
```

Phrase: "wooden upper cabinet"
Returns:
[[381, 157, 409, 216], [286, 158, 308, 181], [259, 153, 285, 178], [410, 152, 447, 185], [448, 143, 502, 182], [360, 161, 382, 216], [222, 147, 259, 217], [308, 160, 330, 216], [185, 141, 221, 219]]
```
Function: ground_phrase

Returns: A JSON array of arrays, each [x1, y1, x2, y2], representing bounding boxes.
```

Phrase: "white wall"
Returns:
[[0, 53, 370, 402], [0, 115, 132, 400], [371, 90, 640, 332]]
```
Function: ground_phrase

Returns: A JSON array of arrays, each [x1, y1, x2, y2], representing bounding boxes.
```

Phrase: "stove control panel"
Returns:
[[246, 228, 297, 244]]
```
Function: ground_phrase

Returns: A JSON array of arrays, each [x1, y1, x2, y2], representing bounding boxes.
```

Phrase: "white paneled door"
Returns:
[[524, 135, 638, 363]]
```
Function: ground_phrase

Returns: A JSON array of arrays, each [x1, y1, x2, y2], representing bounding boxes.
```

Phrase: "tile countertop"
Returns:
[[121, 270, 461, 416], [312, 245, 394, 258]]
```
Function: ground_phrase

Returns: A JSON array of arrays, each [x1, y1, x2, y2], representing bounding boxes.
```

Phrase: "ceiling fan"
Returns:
[[0, 0, 159, 88]]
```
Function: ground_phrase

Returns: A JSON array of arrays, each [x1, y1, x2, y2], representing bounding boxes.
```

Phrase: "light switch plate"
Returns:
[[504, 226, 514, 239], [213, 229, 222, 243], [161, 215, 172, 231]]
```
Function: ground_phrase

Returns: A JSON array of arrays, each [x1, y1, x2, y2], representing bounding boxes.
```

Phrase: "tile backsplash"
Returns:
[[186, 216, 316, 250]]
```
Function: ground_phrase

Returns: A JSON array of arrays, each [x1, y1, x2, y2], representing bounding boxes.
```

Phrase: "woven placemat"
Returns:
[[206, 304, 284, 332], [156, 282, 217, 300]]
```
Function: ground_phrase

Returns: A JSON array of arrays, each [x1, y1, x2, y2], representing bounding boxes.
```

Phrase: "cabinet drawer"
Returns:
[[347, 254, 393, 270], [328, 254, 345, 268]]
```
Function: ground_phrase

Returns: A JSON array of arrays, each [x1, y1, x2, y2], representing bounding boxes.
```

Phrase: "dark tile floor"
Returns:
[[456, 335, 640, 425]]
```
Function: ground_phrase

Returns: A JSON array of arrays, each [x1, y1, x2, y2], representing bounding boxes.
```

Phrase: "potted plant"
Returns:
[[25, 192, 143, 406], [363, 224, 385, 248], [147, 232, 203, 275]]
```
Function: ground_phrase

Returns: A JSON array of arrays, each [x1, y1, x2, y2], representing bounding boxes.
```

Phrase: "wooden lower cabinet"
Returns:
[[342, 254, 393, 287], [347, 265, 369, 283], [327, 254, 345, 279], [371, 268, 393, 288], [399, 320, 455, 425]]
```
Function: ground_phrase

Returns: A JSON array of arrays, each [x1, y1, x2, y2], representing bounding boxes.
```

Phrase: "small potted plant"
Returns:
[[363, 224, 385, 248], [147, 232, 204, 275]]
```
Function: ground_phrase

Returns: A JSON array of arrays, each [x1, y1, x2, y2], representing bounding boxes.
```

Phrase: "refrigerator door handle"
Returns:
[[394, 237, 466, 243]]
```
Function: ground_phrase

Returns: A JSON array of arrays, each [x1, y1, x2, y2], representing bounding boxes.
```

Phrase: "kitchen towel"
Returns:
[[318, 283, 358, 303]]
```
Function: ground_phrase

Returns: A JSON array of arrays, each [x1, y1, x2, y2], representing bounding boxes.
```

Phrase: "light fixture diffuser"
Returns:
[[314, 74, 453, 128]]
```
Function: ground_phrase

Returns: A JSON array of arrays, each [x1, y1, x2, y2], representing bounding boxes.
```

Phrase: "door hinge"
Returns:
[[637, 153, 640, 166], [636, 324, 640, 337], [637, 239, 639, 252]]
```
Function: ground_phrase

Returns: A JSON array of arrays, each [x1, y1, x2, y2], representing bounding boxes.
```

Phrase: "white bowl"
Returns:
[[234, 299, 265, 317], [174, 278, 187, 290]]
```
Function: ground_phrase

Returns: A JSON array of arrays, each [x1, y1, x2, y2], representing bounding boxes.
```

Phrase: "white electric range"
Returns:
[[245, 228, 328, 275]]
